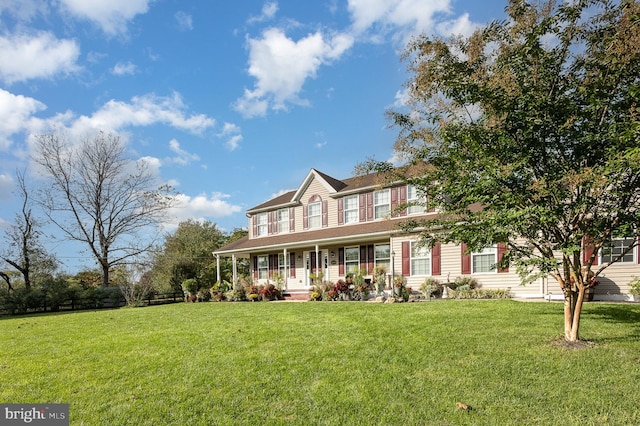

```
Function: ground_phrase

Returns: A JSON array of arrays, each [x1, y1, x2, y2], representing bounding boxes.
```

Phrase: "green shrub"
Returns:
[[629, 277, 640, 297], [420, 277, 442, 299], [454, 276, 479, 289]]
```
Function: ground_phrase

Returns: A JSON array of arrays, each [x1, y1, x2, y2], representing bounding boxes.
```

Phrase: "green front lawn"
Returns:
[[1, 300, 639, 425]]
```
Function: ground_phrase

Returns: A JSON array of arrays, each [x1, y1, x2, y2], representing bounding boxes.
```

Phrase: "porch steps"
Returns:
[[282, 290, 309, 301]]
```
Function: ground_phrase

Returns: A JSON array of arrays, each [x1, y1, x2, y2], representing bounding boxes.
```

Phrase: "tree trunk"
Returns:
[[101, 263, 110, 288], [563, 286, 585, 342]]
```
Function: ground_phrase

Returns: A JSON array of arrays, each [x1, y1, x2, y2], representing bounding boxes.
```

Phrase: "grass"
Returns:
[[1, 300, 639, 425]]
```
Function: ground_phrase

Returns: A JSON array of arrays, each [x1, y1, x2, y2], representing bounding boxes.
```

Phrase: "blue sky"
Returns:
[[0, 0, 507, 271]]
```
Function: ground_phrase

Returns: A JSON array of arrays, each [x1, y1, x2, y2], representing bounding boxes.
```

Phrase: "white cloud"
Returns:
[[68, 92, 215, 136], [225, 134, 243, 151], [347, 0, 476, 43], [235, 28, 354, 118], [175, 11, 193, 31], [247, 1, 278, 24], [165, 192, 242, 226], [111, 61, 137, 76], [167, 139, 200, 165], [0, 89, 46, 150], [0, 32, 80, 84], [435, 13, 479, 38], [59, 0, 152, 36], [217, 122, 243, 151]]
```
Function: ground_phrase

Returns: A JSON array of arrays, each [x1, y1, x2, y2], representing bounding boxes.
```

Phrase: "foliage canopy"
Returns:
[[379, 0, 640, 341]]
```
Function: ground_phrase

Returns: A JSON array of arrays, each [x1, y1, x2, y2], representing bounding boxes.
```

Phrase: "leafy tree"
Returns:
[[1, 169, 58, 289], [33, 131, 174, 288], [379, 0, 640, 341], [150, 220, 229, 292]]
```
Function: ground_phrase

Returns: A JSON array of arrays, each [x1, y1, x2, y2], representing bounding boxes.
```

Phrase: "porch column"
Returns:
[[216, 254, 221, 284], [315, 244, 319, 277], [283, 248, 288, 290], [232, 254, 237, 287]]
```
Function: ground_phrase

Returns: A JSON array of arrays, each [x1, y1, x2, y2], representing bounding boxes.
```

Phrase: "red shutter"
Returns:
[[252, 216, 257, 237], [497, 243, 509, 273], [399, 186, 407, 216], [338, 248, 345, 275], [366, 193, 374, 221], [359, 194, 366, 222], [268, 254, 275, 278], [391, 187, 398, 217], [310, 252, 317, 273], [461, 243, 471, 275], [582, 236, 599, 266], [431, 243, 441, 276], [337, 198, 344, 225], [289, 207, 295, 232], [289, 252, 296, 278], [322, 200, 328, 227], [303, 205, 309, 229], [360, 246, 367, 272], [268, 212, 274, 235], [253, 256, 258, 280], [402, 241, 410, 276], [367, 245, 374, 274]]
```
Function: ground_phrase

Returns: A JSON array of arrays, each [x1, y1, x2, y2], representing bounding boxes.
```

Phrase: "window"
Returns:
[[277, 209, 289, 233], [278, 253, 287, 277], [601, 238, 636, 264], [472, 246, 497, 273], [308, 202, 322, 229], [407, 185, 426, 215], [374, 189, 390, 219], [345, 247, 360, 275], [375, 244, 391, 273], [343, 195, 359, 224], [256, 213, 267, 237], [257, 255, 268, 280], [411, 241, 431, 275]]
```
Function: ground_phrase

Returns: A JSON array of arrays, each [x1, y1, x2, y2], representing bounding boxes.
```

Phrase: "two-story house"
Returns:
[[214, 168, 639, 301]]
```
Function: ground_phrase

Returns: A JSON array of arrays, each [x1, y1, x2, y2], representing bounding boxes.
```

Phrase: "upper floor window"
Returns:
[[277, 209, 289, 233], [374, 189, 390, 219], [345, 247, 360, 275], [343, 195, 359, 224], [472, 246, 497, 273], [308, 201, 322, 229], [256, 213, 267, 237], [407, 185, 426, 215], [411, 241, 431, 275], [601, 238, 636, 264]]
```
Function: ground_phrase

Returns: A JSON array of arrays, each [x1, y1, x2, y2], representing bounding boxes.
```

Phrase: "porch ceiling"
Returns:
[[214, 217, 416, 256]]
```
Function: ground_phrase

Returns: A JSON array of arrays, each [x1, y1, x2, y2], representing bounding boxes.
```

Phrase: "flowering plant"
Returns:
[[335, 279, 349, 294]]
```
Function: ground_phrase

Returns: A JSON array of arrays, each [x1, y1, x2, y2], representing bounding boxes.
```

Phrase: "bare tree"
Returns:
[[33, 131, 174, 287], [1, 169, 57, 289]]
